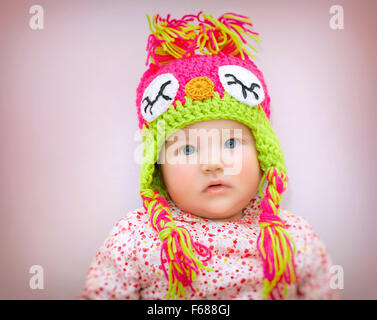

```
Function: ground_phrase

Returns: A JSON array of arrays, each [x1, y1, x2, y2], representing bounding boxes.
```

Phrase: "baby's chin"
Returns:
[[189, 198, 243, 220]]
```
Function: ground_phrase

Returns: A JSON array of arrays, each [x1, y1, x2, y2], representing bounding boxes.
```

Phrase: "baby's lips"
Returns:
[[202, 179, 231, 192]]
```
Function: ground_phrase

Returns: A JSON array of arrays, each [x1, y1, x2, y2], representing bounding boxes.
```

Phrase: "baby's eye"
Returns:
[[224, 138, 239, 149], [180, 145, 196, 156]]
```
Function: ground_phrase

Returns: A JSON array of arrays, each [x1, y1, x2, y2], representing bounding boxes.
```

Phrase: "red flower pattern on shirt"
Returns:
[[78, 195, 339, 300]]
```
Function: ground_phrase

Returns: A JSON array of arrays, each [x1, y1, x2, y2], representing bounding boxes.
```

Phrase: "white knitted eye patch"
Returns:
[[141, 73, 180, 122], [218, 65, 265, 107]]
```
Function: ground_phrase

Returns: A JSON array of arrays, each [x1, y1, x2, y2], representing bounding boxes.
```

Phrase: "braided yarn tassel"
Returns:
[[140, 189, 213, 299], [257, 168, 296, 299]]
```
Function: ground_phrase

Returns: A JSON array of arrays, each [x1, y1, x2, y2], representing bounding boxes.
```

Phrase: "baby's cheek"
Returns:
[[240, 147, 261, 180], [167, 163, 197, 189], [177, 166, 194, 182]]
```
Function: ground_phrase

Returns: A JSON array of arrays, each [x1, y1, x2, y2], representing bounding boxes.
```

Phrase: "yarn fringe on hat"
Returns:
[[140, 188, 213, 299], [258, 168, 297, 299], [146, 11, 261, 67]]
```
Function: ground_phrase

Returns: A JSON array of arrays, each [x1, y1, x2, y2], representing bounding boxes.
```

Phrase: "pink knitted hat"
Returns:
[[135, 12, 296, 300]]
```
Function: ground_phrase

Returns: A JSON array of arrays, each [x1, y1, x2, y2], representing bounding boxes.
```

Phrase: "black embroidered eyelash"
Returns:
[[142, 80, 172, 115], [224, 74, 261, 100]]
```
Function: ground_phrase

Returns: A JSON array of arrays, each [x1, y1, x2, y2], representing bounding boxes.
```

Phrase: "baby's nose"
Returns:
[[185, 76, 214, 101], [201, 157, 224, 173]]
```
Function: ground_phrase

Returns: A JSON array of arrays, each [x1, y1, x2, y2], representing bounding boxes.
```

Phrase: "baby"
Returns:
[[159, 119, 263, 223], [78, 12, 338, 300]]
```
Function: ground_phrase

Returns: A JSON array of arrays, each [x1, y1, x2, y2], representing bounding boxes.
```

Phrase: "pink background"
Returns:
[[1, 0, 376, 299]]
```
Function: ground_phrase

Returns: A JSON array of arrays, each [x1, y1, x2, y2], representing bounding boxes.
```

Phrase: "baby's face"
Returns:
[[159, 119, 263, 222]]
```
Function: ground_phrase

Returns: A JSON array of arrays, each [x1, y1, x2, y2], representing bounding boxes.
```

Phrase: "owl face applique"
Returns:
[[137, 55, 269, 127]]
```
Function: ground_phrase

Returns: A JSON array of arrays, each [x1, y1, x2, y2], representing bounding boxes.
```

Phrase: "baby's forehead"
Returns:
[[165, 120, 251, 143]]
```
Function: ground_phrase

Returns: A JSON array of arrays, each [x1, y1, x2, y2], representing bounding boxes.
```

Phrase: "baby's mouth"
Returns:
[[202, 181, 231, 195], [203, 184, 230, 194]]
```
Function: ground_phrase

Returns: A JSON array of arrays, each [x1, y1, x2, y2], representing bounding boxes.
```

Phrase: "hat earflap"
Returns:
[[140, 148, 213, 299], [257, 168, 297, 299]]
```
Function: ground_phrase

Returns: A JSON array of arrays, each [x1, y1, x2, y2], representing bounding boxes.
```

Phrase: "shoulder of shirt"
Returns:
[[105, 206, 147, 237], [98, 208, 146, 253], [278, 208, 315, 235], [279, 209, 332, 262], [115, 206, 149, 228], [123, 206, 146, 219]]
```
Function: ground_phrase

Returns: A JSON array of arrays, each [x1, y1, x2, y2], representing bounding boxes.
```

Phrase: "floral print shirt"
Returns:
[[78, 194, 339, 300]]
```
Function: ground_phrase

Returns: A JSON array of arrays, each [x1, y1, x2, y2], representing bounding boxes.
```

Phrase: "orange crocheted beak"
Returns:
[[185, 76, 214, 101]]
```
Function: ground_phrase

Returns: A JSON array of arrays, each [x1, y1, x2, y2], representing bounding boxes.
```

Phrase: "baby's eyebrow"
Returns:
[[164, 127, 246, 146], [164, 133, 188, 146]]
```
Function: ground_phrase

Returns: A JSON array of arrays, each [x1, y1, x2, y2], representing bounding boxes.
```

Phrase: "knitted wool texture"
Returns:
[[135, 14, 296, 300]]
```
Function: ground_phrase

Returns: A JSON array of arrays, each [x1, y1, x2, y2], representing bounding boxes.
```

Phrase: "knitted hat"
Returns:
[[135, 12, 296, 300]]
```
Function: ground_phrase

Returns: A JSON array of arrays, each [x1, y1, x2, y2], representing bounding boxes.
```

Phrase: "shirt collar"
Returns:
[[166, 194, 262, 224]]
